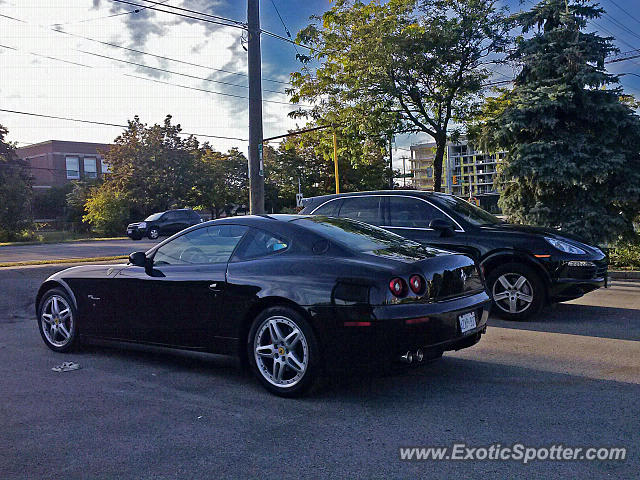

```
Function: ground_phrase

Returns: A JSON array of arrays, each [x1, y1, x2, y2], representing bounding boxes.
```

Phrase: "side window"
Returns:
[[233, 228, 289, 261], [387, 197, 448, 228], [312, 199, 342, 216], [153, 225, 248, 265], [337, 196, 383, 225]]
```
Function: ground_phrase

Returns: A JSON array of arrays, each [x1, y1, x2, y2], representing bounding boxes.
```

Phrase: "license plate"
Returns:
[[458, 311, 477, 333]]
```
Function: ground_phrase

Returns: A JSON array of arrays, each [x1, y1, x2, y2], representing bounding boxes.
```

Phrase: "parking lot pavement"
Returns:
[[0, 238, 159, 263], [0, 266, 638, 479]]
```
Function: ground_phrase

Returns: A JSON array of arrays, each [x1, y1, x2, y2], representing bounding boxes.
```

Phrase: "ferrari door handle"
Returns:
[[209, 282, 223, 292]]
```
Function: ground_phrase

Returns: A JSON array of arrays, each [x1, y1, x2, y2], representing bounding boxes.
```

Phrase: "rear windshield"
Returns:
[[145, 212, 163, 221], [292, 216, 423, 252]]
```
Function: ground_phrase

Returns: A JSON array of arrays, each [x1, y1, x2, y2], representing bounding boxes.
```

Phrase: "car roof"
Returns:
[[302, 190, 452, 205], [200, 214, 312, 228]]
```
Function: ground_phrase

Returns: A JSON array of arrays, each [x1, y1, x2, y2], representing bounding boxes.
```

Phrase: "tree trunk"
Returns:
[[433, 135, 447, 193]]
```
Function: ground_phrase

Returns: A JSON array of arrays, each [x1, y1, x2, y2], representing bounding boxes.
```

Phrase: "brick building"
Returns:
[[16, 140, 111, 190]]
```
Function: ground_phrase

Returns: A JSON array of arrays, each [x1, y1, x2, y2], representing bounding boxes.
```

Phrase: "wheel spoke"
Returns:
[[272, 360, 284, 382], [509, 297, 518, 313], [284, 329, 300, 348], [49, 325, 57, 340], [268, 320, 283, 343], [286, 353, 304, 372], [256, 344, 275, 357], [498, 276, 512, 290], [517, 293, 533, 303], [52, 297, 60, 315], [58, 308, 70, 319], [493, 292, 509, 301], [58, 324, 70, 339], [514, 276, 527, 290], [41, 313, 53, 324]]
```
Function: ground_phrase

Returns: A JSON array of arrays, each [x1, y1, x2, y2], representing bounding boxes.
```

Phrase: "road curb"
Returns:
[[0, 255, 128, 268], [608, 270, 640, 280]]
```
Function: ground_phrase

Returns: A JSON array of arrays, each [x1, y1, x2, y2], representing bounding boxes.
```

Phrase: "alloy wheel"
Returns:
[[254, 316, 309, 388], [492, 273, 534, 314], [41, 295, 74, 348]]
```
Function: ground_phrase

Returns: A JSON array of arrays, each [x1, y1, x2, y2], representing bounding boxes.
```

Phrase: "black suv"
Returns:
[[301, 191, 607, 320], [126, 209, 202, 240]]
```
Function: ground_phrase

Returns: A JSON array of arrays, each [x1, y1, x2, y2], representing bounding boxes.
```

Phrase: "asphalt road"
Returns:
[[0, 264, 638, 479], [0, 238, 159, 263]]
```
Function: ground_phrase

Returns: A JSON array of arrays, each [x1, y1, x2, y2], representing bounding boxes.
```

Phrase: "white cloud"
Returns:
[[0, 0, 299, 154]]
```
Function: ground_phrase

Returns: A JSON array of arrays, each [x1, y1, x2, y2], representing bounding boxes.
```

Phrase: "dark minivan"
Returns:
[[126, 209, 202, 240], [301, 191, 607, 321]]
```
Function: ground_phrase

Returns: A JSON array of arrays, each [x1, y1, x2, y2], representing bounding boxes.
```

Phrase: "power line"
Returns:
[[601, 12, 640, 43], [0, 41, 302, 105], [50, 0, 170, 26], [119, 0, 245, 27], [74, 48, 288, 95], [112, 0, 317, 51], [605, 0, 640, 27], [110, 0, 245, 30], [0, 12, 292, 86], [0, 109, 249, 142], [123, 73, 307, 107]]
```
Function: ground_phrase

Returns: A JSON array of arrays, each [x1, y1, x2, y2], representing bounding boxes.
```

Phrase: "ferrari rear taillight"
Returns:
[[408, 274, 425, 294], [388, 277, 407, 297]]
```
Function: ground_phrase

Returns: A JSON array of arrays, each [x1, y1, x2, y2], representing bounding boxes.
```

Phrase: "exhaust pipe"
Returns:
[[415, 348, 424, 363], [399, 351, 413, 364]]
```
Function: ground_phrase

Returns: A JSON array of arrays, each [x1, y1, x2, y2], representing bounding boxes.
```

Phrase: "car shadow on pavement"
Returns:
[[489, 303, 640, 341]]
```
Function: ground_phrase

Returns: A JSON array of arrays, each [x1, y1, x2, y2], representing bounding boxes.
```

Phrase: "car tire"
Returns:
[[37, 288, 80, 353], [148, 227, 160, 240], [247, 306, 320, 397], [487, 262, 545, 321]]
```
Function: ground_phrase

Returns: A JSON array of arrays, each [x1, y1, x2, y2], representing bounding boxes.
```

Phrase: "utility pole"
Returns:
[[388, 134, 394, 189], [333, 130, 340, 194], [401, 155, 406, 188], [247, 0, 264, 214]]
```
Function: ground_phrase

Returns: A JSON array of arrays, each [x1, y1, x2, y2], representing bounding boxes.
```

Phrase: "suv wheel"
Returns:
[[487, 262, 545, 321], [148, 227, 160, 240]]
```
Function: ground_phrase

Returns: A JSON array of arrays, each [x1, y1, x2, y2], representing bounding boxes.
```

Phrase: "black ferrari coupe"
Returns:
[[36, 215, 491, 396]]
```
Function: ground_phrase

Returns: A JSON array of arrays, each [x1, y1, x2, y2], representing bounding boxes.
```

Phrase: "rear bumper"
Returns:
[[318, 291, 491, 369]]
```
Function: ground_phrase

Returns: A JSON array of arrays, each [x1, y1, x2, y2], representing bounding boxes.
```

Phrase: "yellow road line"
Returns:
[[0, 255, 128, 268]]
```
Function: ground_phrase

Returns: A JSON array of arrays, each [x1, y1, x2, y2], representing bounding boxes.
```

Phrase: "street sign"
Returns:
[[296, 193, 304, 208]]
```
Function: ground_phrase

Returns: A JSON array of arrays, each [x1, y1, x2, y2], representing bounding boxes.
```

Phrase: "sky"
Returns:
[[1, 0, 640, 171]]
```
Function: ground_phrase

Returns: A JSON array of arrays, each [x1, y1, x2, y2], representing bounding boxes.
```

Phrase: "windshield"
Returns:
[[145, 212, 163, 221], [435, 195, 503, 226], [292, 216, 432, 257]]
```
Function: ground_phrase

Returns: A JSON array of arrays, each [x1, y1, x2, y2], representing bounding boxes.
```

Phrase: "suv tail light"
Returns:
[[389, 277, 407, 297], [409, 274, 425, 294]]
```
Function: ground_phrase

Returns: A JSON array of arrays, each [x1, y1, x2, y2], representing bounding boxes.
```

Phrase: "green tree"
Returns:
[[192, 148, 248, 218], [475, 0, 640, 244], [100, 115, 201, 218], [83, 187, 129, 236], [290, 0, 509, 192], [66, 180, 100, 231], [264, 125, 391, 211], [0, 124, 33, 240]]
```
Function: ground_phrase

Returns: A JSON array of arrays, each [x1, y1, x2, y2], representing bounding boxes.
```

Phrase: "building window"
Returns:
[[100, 158, 110, 173], [84, 158, 97, 178], [66, 157, 79, 179]]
